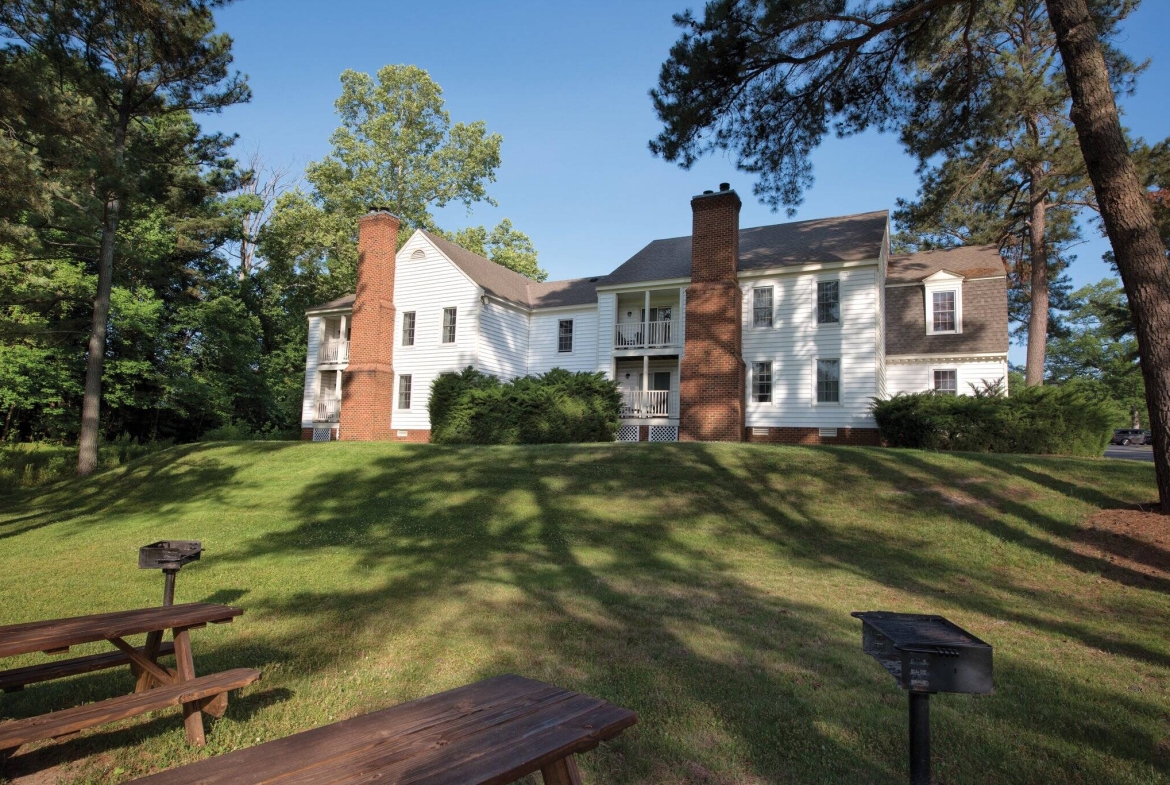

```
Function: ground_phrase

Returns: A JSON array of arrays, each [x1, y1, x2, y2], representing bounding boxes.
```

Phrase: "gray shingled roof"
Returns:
[[603, 210, 889, 286], [886, 245, 1007, 283], [305, 293, 356, 314], [307, 210, 897, 313]]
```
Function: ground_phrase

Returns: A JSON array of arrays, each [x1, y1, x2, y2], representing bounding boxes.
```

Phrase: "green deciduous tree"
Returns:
[[447, 219, 546, 281], [0, 0, 249, 473], [650, 0, 1170, 510]]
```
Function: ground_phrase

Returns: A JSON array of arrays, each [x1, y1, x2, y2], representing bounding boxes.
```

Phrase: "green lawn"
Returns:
[[0, 442, 1166, 784]]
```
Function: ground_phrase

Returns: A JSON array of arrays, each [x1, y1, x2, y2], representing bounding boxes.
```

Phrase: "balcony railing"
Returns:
[[613, 320, 680, 349], [319, 339, 350, 364], [314, 396, 341, 423], [620, 390, 675, 418]]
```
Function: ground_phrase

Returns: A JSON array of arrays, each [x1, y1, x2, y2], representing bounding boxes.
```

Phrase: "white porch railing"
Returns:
[[319, 339, 350, 364], [314, 396, 341, 423], [620, 390, 674, 418], [613, 320, 679, 349]]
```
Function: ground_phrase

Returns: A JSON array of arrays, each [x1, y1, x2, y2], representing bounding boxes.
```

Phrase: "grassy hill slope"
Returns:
[[0, 442, 1166, 784]]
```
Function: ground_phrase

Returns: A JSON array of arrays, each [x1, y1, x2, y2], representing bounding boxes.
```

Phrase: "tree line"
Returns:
[[0, 1, 544, 475], [1, 0, 1166, 507]]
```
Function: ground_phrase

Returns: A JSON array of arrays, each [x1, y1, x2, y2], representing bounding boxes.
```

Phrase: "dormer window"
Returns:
[[922, 271, 964, 335]]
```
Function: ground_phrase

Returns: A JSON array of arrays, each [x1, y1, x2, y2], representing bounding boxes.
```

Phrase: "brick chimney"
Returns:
[[339, 209, 399, 440], [679, 184, 746, 442]]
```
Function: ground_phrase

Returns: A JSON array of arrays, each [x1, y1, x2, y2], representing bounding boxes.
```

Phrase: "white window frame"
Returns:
[[397, 374, 412, 409], [751, 286, 774, 329], [441, 307, 457, 344], [816, 278, 841, 326], [814, 358, 841, 406], [923, 272, 964, 335], [932, 367, 958, 395], [751, 361, 773, 404], [557, 318, 574, 354], [401, 311, 416, 348]]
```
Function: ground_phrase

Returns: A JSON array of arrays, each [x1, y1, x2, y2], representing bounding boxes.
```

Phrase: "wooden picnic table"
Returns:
[[0, 603, 260, 766], [130, 674, 637, 785]]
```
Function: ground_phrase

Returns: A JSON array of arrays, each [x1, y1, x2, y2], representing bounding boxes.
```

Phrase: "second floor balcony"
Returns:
[[613, 320, 680, 350], [319, 338, 350, 364]]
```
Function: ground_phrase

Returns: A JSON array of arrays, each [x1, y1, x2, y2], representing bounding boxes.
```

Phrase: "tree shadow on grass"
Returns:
[[198, 443, 1169, 783]]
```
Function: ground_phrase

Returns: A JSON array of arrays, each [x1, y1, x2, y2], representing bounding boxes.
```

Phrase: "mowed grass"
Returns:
[[0, 442, 1167, 784]]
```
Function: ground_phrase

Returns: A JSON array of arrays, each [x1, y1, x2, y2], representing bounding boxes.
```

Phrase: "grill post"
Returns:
[[909, 692, 930, 785], [162, 568, 177, 607]]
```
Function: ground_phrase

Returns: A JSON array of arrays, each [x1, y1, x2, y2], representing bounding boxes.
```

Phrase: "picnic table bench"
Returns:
[[130, 673, 637, 785], [0, 603, 260, 767]]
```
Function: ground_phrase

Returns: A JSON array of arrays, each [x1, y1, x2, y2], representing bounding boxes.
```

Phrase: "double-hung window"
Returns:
[[934, 369, 957, 395], [558, 319, 573, 353], [401, 311, 416, 346], [397, 374, 412, 409], [932, 291, 956, 332], [442, 307, 457, 343], [753, 287, 773, 328], [752, 362, 773, 403], [816, 359, 840, 404], [817, 281, 840, 324]]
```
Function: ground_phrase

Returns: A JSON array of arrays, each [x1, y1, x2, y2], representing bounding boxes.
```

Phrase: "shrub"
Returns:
[[872, 381, 1120, 456], [430, 367, 622, 444]]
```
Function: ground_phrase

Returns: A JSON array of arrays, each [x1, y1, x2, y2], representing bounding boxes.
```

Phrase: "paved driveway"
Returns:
[[1104, 445, 1154, 462]]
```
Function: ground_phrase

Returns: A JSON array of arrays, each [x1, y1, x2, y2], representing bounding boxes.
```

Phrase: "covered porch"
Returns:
[[614, 357, 680, 442]]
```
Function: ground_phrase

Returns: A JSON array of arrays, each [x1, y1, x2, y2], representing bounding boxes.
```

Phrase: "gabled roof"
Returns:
[[602, 210, 889, 286], [886, 245, 1006, 284], [306, 230, 602, 313], [420, 230, 534, 307]]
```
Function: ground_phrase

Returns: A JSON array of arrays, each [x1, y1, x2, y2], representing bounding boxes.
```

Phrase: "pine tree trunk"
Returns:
[[1046, 0, 1170, 512], [77, 193, 120, 476], [1025, 167, 1048, 387], [1132, 407, 1142, 430]]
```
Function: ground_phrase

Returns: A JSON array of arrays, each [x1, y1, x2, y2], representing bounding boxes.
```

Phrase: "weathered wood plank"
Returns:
[[127, 675, 637, 785], [0, 642, 175, 692], [0, 668, 260, 751], [171, 628, 205, 747], [0, 604, 242, 659], [541, 755, 583, 785], [108, 637, 174, 686]]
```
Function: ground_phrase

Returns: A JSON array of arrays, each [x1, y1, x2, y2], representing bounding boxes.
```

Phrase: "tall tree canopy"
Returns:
[[0, 0, 249, 473], [651, 0, 1170, 510], [893, 0, 1142, 386]]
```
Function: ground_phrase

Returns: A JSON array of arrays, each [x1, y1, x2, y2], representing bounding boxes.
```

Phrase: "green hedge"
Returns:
[[429, 367, 622, 444], [872, 382, 1120, 456]]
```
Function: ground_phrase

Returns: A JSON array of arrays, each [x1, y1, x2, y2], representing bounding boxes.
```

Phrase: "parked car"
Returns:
[[1111, 429, 1147, 445]]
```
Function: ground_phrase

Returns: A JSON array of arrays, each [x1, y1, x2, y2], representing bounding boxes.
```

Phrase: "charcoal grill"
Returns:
[[139, 540, 202, 606], [852, 611, 993, 785]]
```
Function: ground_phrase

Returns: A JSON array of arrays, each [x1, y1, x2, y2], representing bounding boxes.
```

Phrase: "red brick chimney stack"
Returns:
[[339, 209, 399, 441], [679, 184, 746, 442]]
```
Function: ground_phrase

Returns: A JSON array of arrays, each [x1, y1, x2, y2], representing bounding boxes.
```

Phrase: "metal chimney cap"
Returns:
[[719, 182, 731, 192]]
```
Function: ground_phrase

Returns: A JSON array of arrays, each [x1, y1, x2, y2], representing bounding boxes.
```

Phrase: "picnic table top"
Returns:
[[0, 603, 242, 659], [130, 673, 638, 785]]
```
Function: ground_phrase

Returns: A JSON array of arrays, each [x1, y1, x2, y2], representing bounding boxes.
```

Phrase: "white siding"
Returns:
[[742, 266, 880, 428], [478, 300, 529, 380], [875, 236, 889, 400], [300, 316, 323, 427], [528, 307, 599, 375], [596, 293, 616, 376], [391, 233, 481, 431], [887, 359, 1010, 397]]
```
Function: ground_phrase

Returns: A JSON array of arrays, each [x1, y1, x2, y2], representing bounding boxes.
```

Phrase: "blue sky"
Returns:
[[204, 1, 1170, 364]]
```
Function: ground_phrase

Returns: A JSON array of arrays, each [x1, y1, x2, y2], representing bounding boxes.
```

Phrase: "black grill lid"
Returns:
[[851, 611, 990, 653], [139, 540, 203, 570]]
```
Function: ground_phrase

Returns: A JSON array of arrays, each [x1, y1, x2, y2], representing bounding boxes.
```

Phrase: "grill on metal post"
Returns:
[[138, 540, 203, 607], [852, 611, 993, 785]]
